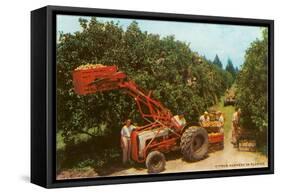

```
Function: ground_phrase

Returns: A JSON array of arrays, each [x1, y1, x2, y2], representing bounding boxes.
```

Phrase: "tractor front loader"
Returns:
[[72, 64, 214, 173]]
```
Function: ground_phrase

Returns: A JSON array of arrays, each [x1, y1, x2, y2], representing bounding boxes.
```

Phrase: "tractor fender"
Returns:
[[183, 122, 201, 132]]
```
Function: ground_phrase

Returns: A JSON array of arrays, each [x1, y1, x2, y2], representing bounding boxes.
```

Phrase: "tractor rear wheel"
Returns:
[[180, 126, 208, 161], [146, 151, 166, 173]]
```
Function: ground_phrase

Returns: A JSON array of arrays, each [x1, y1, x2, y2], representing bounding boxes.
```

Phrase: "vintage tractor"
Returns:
[[72, 64, 223, 173]]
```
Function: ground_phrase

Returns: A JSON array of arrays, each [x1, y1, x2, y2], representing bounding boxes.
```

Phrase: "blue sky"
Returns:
[[57, 15, 263, 68]]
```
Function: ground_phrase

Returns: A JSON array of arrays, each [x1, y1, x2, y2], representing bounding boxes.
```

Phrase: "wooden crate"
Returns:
[[208, 132, 224, 143], [238, 139, 256, 152]]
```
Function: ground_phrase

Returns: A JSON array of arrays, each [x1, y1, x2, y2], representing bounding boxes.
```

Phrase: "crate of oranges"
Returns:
[[72, 64, 117, 95]]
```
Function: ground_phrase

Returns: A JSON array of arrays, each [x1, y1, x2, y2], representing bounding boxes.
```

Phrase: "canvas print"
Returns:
[[56, 14, 269, 180]]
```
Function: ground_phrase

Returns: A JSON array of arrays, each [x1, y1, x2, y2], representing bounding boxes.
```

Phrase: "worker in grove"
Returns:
[[172, 112, 187, 131], [121, 119, 136, 164], [231, 108, 241, 147], [217, 111, 224, 133], [199, 111, 210, 126]]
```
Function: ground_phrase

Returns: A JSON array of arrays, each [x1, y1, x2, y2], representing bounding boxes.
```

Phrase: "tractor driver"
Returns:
[[199, 111, 210, 126], [172, 112, 187, 131], [121, 119, 136, 164]]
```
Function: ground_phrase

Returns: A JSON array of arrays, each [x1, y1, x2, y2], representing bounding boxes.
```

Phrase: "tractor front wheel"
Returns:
[[146, 151, 166, 173], [180, 126, 209, 161]]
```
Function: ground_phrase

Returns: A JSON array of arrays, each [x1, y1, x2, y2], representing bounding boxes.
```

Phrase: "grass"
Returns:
[[211, 98, 235, 134]]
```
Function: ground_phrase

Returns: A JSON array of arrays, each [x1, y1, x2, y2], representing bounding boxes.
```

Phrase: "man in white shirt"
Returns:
[[199, 111, 210, 126], [121, 119, 136, 164], [231, 108, 241, 147]]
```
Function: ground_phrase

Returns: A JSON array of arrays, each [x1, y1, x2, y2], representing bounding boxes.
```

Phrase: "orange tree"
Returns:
[[235, 28, 268, 151], [56, 18, 232, 168]]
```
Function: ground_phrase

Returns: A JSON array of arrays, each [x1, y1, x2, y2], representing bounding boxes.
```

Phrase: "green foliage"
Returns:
[[236, 28, 268, 149], [213, 54, 223, 69], [235, 66, 239, 73], [56, 18, 233, 169], [212, 55, 234, 88], [225, 58, 237, 78]]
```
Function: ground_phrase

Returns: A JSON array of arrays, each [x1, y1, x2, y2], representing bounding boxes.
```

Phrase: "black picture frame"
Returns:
[[31, 5, 274, 188]]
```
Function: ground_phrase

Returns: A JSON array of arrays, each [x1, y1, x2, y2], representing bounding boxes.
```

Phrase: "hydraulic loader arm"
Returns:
[[73, 65, 173, 124]]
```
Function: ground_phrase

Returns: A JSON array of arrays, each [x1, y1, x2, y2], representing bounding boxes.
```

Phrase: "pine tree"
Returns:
[[213, 54, 223, 68], [225, 58, 236, 77]]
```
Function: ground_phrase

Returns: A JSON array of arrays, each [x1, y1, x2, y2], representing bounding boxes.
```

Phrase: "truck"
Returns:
[[72, 64, 224, 173], [224, 88, 236, 106]]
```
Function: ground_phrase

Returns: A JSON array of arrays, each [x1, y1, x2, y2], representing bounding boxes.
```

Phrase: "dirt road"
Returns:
[[57, 102, 268, 179]]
